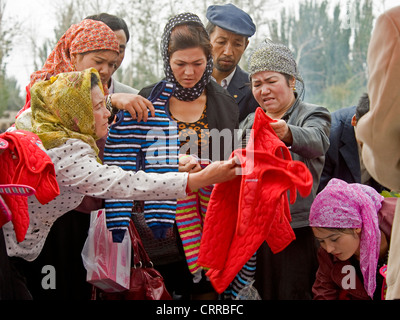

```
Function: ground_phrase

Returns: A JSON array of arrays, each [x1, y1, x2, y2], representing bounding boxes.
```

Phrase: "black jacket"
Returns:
[[227, 66, 258, 123], [318, 106, 386, 193]]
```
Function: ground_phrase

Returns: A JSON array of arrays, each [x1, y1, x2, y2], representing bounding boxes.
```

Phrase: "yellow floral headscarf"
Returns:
[[30, 68, 104, 162]]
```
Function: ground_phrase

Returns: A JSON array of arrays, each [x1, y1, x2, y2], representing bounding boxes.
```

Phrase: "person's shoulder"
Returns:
[[49, 139, 93, 156], [239, 111, 256, 130], [379, 197, 399, 237], [207, 80, 235, 99], [332, 105, 356, 119], [233, 66, 250, 81], [298, 100, 330, 115], [138, 82, 158, 97], [112, 79, 139, 94], [206, 81, 239, 114]]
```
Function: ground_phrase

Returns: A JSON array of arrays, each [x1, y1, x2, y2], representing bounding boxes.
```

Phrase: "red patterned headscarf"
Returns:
[[15, 19, 119, 119], [30, 19, 119, 87]]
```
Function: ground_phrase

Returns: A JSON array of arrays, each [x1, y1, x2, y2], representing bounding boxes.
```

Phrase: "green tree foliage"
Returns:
[[267, 0, 374, 111], [1, 0, 377, 115], [0, 0, 23, 116], [119, 0, 163, 90]]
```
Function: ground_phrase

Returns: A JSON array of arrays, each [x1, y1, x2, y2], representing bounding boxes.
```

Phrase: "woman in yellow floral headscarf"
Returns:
[[5, 67, 238, 259], [30, 68, 104, 161], [5, 68, 238, 299]]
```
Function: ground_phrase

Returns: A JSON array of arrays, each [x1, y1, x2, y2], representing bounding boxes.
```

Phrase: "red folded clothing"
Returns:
[[197, 108, 313, 293]]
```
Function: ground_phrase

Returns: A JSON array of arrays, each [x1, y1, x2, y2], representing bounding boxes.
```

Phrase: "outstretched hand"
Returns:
[[179, 155, 202, 173], [187, 157, 239, 192]]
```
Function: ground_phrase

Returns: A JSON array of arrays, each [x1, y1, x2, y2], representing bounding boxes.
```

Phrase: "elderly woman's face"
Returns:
[[170, 47, 207, 88], [251, 71, 296, 118], [91, 84, 111, 138]]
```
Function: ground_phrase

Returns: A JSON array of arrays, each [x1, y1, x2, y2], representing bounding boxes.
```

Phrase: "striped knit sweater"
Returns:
[[103, 81, 179, 242], [176, 183, 213, 275]]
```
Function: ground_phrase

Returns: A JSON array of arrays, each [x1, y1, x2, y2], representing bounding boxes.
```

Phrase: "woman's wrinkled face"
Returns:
[[91, 84, 111, 138], [72, 50, 118, 87], [170, 47, 207, 88], [312, 227, 361, 261], [251, 71, 296, 117]]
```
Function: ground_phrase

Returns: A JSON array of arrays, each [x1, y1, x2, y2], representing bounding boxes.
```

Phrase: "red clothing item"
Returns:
[[15, 86, 31, 119], [0, 130, 59, 242], [198, 108, 313, 293]]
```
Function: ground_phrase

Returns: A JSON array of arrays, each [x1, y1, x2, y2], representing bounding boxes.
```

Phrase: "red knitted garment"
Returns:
[[0, 130, 59, 242], [197, 108, 313, 293]]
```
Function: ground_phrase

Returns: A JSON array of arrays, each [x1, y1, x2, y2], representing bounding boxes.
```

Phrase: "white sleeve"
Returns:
[[49, 139, 188, 200]]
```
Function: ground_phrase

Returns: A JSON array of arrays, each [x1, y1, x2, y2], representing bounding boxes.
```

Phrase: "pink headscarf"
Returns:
[[309, 178, 384, 298]]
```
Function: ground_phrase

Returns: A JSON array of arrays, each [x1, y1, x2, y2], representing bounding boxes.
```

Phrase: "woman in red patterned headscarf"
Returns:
[[17, 19, 119, 117], [30, 19, 119, 88], [17, 19, 154, 122]]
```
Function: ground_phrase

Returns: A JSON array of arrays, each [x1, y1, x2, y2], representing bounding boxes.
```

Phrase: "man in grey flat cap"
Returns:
[[206, 3, 259, 122]]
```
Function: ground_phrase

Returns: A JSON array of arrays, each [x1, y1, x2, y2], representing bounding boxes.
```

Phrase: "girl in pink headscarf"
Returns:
[[310, 178, 396, 300]]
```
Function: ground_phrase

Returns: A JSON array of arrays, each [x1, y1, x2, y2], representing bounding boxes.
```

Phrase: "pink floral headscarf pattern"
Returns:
[[309, 178, 384, 298]]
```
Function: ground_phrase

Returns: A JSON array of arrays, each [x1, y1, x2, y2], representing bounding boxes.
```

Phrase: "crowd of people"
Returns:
[[0, 3, 399, 301]]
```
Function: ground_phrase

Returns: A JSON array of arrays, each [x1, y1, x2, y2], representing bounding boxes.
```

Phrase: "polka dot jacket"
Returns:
[[3, 139, 188, 261]]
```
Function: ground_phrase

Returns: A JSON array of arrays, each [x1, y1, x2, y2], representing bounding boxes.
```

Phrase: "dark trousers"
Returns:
[[10, 210, 92, 300], [0, 228, 32, 300], [254, 226, 319, 300]]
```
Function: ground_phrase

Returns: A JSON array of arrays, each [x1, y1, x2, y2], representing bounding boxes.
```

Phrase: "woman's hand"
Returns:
[[110, 93, 155, 122], [187, 157, 239, 191], [270, 119, 293, 145], [179, 155, 202, 173]]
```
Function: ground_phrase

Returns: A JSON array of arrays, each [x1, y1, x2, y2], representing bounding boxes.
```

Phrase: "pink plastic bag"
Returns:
[[82, 209, 131, 293]]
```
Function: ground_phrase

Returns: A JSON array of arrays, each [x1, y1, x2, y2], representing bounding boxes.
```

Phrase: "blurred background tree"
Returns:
[[0, 0, 23, 117], [0, 0, 387, 117], [267, 0, 374, 111]]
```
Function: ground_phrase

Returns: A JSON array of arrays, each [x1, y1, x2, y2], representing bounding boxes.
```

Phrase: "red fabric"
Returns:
[[0, 130, 60, 242], [197, 108, 313, 293], [15, 86, 31, 119]]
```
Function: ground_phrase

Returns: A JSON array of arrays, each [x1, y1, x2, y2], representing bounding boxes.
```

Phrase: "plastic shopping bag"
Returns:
[[82, 209, 131, 292], [234, 280, 261, 300]]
